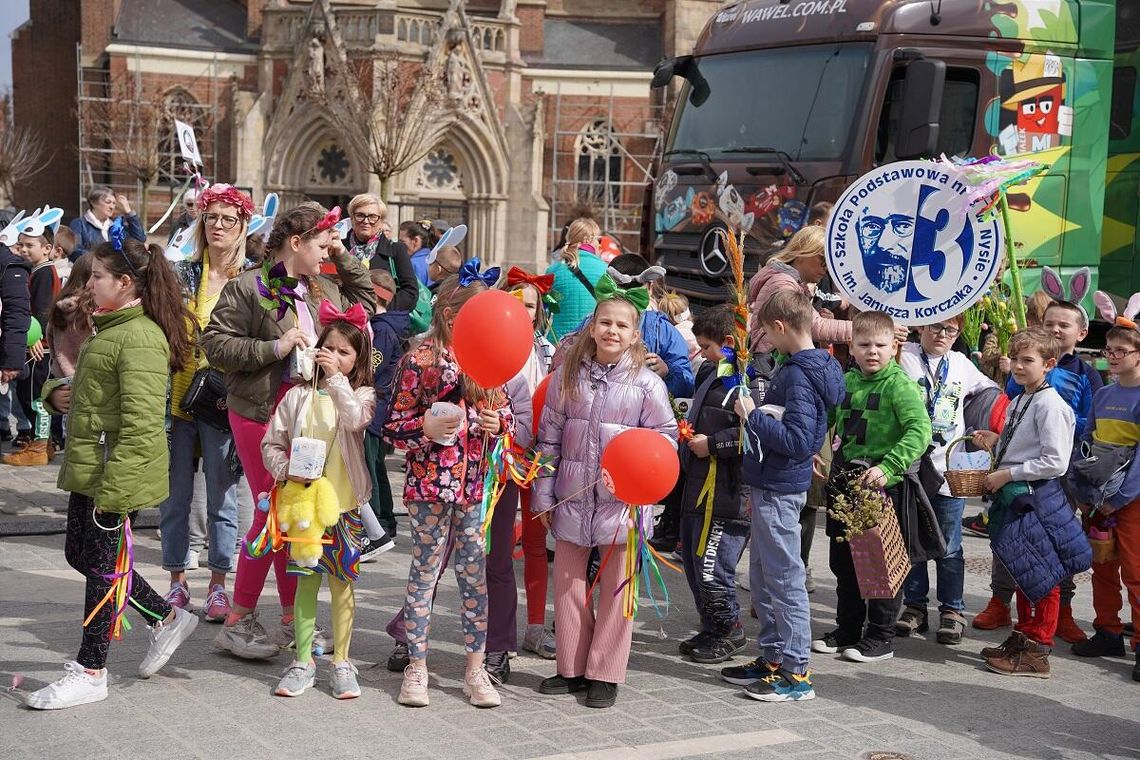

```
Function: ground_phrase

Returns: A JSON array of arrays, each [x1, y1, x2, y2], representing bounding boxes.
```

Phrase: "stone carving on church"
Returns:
[[444, 42, 482, 115], [414, 147, 464, 193], [305, 24, 327, 97]]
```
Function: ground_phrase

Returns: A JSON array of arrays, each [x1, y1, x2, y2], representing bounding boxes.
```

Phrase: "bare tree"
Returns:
[[80, 72, 214, 226], [0, 93, 49, 208], [319, 50, 452, 200]]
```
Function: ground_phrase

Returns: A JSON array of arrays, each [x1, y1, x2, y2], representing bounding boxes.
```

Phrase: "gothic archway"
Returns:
[[264, 109, 364, 208]]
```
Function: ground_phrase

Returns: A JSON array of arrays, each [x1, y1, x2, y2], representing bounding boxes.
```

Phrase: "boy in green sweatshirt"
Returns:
[[813, 311, 932, 664]]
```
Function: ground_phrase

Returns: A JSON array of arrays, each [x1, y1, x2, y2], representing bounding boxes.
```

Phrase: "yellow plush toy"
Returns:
[[275, 477, 341, 567]]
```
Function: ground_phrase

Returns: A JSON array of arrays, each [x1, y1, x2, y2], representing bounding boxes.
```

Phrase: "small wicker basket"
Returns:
[[944, 436, 990, 498]]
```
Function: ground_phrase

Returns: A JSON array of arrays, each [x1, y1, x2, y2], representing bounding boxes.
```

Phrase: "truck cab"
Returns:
[[647, 0, 1128, 311]]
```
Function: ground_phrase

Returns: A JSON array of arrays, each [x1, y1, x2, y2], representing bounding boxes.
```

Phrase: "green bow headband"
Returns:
[[594, 273, 649, 314]]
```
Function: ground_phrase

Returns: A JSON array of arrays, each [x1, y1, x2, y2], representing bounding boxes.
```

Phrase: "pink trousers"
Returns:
[[229, 406, 297, 611], [553, 540, 634, 684]]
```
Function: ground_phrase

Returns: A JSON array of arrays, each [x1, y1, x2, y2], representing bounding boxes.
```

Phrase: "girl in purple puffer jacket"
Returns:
[[532, 275, 677, 708]]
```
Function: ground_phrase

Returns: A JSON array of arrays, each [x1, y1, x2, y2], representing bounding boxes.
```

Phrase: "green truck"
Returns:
[[646, 0, 1138, 316]]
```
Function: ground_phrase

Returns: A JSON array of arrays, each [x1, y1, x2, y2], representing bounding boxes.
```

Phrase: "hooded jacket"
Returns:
[[0, 246, 30, 371], [368, 309, 411, 436], [744, 348, 845, 493], [532, 354, 678, 547], [747, 261, 852, 354], [832, 360, 932, 488]]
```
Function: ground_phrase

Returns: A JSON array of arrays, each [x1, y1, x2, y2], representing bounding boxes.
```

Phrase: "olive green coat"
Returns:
[[46, 306, 172, 513], [201, 250, 375, 424]]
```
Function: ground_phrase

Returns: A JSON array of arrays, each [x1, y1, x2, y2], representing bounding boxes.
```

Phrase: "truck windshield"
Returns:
[[667, 43, 871, 162]]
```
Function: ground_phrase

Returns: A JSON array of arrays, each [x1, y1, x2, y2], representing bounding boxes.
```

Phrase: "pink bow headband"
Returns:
[[318, 299, 369, 332]]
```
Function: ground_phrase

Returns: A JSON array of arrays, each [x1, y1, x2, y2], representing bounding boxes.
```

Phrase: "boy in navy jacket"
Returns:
[[361, 270, 409, 558], [721, 289, 844, 702]]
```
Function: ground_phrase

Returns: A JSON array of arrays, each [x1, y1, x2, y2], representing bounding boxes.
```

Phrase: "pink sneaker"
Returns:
[[164, 582, 190, 609], [203, 584, 232, 623]]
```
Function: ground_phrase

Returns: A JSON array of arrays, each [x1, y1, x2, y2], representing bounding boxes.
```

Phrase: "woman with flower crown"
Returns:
[[201, 202, 375, 661]]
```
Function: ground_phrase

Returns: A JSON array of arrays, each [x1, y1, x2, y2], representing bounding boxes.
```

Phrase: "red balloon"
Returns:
[[531, 374, 552, 439], [452, 289, 534, 388], [600, 428, 679, 505]]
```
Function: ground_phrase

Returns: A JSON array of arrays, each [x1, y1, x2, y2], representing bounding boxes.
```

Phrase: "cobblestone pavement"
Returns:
[[1, 458, 1138, 760]]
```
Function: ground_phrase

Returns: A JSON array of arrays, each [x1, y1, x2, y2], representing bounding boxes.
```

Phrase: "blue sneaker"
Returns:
[[720, 656, 778, 686], [743, 669, 815, 702]]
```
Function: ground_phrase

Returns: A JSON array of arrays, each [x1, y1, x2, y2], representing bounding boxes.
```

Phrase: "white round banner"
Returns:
[[825, 161, 1003, 326]]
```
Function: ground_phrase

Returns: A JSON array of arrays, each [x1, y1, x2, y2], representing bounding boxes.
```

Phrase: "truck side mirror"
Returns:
[[895, 59, 946, 159], [651, 55, 710, 107]]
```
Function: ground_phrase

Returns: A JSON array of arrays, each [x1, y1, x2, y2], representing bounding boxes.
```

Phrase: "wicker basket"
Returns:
[[944, 436, 990, 498], [848, 503, 910, 600]]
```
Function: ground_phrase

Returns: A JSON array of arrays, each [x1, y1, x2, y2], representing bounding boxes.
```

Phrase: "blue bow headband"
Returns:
[[457, 257, 501, 288], [108, 217, 140, 277]]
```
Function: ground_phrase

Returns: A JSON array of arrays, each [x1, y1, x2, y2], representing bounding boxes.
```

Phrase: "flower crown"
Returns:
[[197, 183, 255, 218]]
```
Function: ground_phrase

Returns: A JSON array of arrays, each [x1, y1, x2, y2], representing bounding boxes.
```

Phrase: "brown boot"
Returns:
[[980, 630, 1028, 660], [3, 440, 49, 466], [985, 637, 1050, 678]]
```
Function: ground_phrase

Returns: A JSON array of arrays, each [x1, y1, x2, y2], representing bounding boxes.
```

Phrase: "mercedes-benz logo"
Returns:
[[698, 225, 729, 277]]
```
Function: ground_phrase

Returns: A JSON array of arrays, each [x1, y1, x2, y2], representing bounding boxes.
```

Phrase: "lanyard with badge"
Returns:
[[921, 349, 955, 440], [992, 381, 1048, 468]]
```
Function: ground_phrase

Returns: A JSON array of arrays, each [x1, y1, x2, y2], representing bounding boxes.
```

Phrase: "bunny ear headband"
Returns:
[[15, 206, 64, 239], [606, 265, 667, 287], [1040, 265, 1091, 324], [1094, 290, 1140, 330]]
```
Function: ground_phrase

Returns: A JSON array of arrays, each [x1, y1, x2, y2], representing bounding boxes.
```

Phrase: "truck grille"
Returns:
[[654, 233, 767, 310]]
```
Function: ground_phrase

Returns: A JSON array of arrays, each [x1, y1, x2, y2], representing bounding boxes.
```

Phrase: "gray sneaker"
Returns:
[[214, 611, 279, 660], [271, 620, 334, 657], [330, 661, 361, 699], [139, 606, 199, 678], [274, 660, 316, 697], [522, 624, 556, 659]]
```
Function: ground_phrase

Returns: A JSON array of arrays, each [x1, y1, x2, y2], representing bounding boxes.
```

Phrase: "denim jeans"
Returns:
[[903, 494, 966, 613], [679, 514, 749, 634], [159, 416, 241, 574], [749, 488, 812, 674]]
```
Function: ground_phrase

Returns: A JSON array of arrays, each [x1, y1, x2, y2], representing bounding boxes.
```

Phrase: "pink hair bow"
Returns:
[[313, 206, 342, 233], [318, 299, 369, 331]]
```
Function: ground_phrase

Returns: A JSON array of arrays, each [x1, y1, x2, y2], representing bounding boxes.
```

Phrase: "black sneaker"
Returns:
[[690, 628, 747, 664], [538, 674, 588, 694], [1071, 629, 1126, 658], [743, 668, 816, 702], [720, 656, 778, 686], [386, 641, 410, 672], [841, 637, 894, 663], [1133, 651, 1140, 683], [678, 630, 714, 657], [811, 629, 860, 654], [1125, 622, 1135, 636], [648, 532, 678, 553], [484, 650, 511, 683], [585, 679, 618, 708], [962, 511, 989, 538], [359, 534, 395, 563]]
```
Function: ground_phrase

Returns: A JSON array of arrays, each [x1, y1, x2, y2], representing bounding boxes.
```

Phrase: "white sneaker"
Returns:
[[25, 662, 108, 710], [214, 611, 280, 660], [463, 665, 502, 708], [139, 606, 199, 678]]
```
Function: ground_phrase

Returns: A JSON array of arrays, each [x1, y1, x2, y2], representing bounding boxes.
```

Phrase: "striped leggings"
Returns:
[[553, 540, 634, 684]]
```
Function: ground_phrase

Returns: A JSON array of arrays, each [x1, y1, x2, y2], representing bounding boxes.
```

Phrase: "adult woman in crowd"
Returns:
[[159, 184, 253, 624], [68, 186, 146, 260], [341, 193, 419, 314], [545, 217, 607, 340], [202, 201, 375, 659]]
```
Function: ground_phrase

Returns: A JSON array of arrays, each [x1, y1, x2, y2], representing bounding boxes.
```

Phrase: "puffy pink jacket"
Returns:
[[747, 262, 851, 354], [533, 354, 678, 547]]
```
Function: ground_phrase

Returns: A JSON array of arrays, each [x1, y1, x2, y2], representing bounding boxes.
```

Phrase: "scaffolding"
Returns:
[[75, 44, 220, 232], [547, 84, 664, 254]]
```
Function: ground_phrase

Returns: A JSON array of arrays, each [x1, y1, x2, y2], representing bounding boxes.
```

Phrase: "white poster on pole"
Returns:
[[174, 119, 203, 166]]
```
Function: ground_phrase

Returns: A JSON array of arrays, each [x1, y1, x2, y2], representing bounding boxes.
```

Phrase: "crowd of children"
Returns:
[[6, 195, 1139, 714]]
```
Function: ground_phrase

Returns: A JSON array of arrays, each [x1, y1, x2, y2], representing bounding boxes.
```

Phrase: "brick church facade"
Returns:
[[12, 0, 719, 267]]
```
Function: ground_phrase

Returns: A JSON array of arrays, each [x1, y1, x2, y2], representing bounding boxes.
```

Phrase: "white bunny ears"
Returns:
[[0, 207, 64, 247], [1094, 289, 1140, 329], [1040, 265, 1091, 324], [427, 224, 468, 265]]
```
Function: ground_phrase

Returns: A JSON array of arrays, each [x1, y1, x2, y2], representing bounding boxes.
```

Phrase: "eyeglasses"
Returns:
[[353, 213, 382, 224], [927, 324, 960, 337], [1105, 349, 1139, 359], [203, 212, 240, 230]]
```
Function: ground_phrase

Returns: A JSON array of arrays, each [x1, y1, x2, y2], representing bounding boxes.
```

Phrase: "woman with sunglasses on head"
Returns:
[[159, 184, 254, 626], [202, 202, 376, 662], [341, 193, 419, 315]]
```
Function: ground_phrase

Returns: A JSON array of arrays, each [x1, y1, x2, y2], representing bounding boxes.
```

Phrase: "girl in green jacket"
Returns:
[[26, 234, 199, 711]]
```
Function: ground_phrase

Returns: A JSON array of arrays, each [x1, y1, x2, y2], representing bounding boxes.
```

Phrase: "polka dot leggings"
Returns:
[[403, 500, 488, 661]]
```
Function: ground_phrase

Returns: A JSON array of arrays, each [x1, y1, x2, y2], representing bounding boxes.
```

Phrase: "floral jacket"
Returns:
[[382, 338, 513, 505]]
